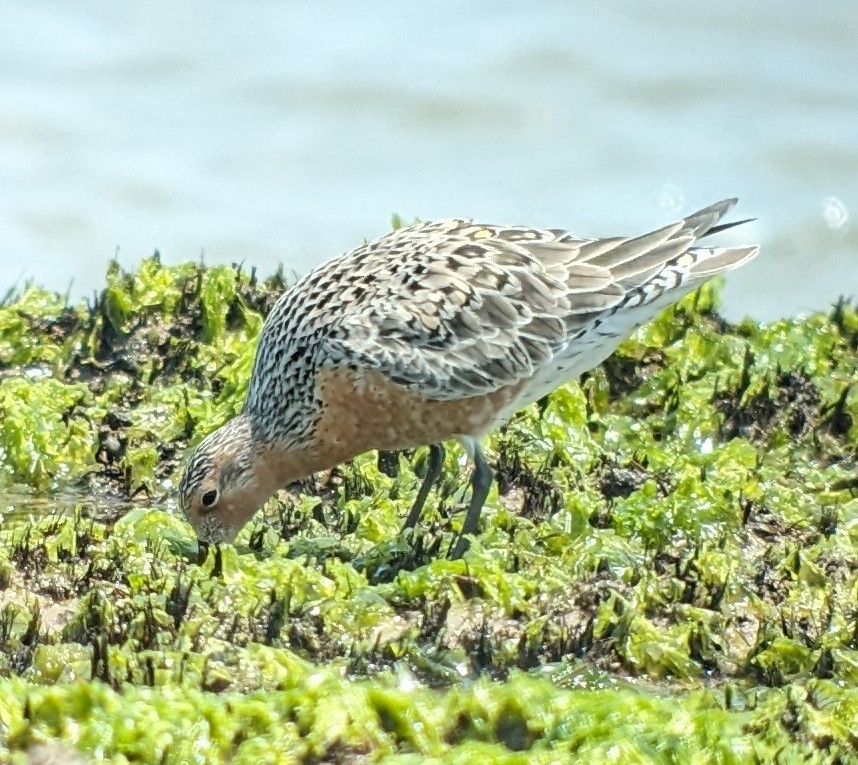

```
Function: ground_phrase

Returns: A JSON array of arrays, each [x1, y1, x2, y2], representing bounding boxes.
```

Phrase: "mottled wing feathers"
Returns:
[[312, 199, 756, 401], [323, 236, 590, 397]]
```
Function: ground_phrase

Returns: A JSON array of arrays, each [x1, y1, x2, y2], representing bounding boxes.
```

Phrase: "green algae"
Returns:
[[0, 257, 857, 763]]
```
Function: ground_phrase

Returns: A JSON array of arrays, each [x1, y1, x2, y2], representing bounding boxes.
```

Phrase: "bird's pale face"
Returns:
[[179, 463, 260, 544], [178, 417, 274, 545]]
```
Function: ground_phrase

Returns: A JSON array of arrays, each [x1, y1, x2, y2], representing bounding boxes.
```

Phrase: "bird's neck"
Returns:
[[251, 438, 353, 498]]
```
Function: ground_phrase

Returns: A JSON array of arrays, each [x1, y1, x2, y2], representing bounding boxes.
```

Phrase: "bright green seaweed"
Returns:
[[0, 256, 857, 763]]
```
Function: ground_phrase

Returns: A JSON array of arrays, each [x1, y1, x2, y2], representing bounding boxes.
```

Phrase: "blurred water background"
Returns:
[[1, 0, 856, 321]]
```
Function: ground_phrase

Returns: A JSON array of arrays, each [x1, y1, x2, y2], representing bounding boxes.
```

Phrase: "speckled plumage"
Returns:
[[179, 198, 758, 553]]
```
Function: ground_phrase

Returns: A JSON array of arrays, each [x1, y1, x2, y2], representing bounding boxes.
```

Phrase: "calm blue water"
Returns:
[[1, 0, 856, 320]]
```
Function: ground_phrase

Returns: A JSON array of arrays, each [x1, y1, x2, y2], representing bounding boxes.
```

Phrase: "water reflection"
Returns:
[[0, 0, 856, 321]]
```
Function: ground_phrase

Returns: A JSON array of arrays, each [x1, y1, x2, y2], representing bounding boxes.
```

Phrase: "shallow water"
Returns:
[[0, 488, 135, 525], [1, 0, 856, 320]]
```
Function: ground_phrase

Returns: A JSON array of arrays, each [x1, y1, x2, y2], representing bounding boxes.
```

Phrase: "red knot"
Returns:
[[179, 199, 758, 558]]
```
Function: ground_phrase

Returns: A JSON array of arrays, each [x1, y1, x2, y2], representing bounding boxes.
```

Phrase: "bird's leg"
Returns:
[[402, 443, 445, 532], [450, 445, 493, 559]]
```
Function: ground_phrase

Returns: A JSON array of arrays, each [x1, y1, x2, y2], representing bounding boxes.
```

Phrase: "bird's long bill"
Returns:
[[196, 541, 225, 577]]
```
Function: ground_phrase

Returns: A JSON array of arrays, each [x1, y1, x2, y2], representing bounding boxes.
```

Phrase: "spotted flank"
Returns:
[[178, 198, 759, 557]]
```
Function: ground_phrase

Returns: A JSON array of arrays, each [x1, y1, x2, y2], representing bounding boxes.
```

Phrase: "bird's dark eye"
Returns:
[[201, 489, 219, 509]]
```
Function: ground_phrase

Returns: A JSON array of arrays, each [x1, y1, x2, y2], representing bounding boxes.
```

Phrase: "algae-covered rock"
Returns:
[[0, 257, 857, 763]]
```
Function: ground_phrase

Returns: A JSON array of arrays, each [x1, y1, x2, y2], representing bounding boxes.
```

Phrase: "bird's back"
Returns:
[[245, 199, 758, 440]]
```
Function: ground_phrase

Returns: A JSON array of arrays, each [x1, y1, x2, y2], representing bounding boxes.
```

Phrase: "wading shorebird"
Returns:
[[179, 199, 758, 558]]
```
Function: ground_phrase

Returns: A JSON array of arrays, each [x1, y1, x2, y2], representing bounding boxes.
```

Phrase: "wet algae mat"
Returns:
[[1, 257, 858, 764]]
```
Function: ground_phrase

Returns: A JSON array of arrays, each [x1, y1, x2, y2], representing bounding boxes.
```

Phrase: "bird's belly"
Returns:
[[312, 366, 529, 458]]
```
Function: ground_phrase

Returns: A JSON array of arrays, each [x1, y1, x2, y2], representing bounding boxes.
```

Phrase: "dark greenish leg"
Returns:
[[402, 443, 445, 532], [450, 446, 493, 559]]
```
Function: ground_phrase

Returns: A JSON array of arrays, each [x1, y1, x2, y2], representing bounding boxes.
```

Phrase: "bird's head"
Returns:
[[178, 414, 278, 545]]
